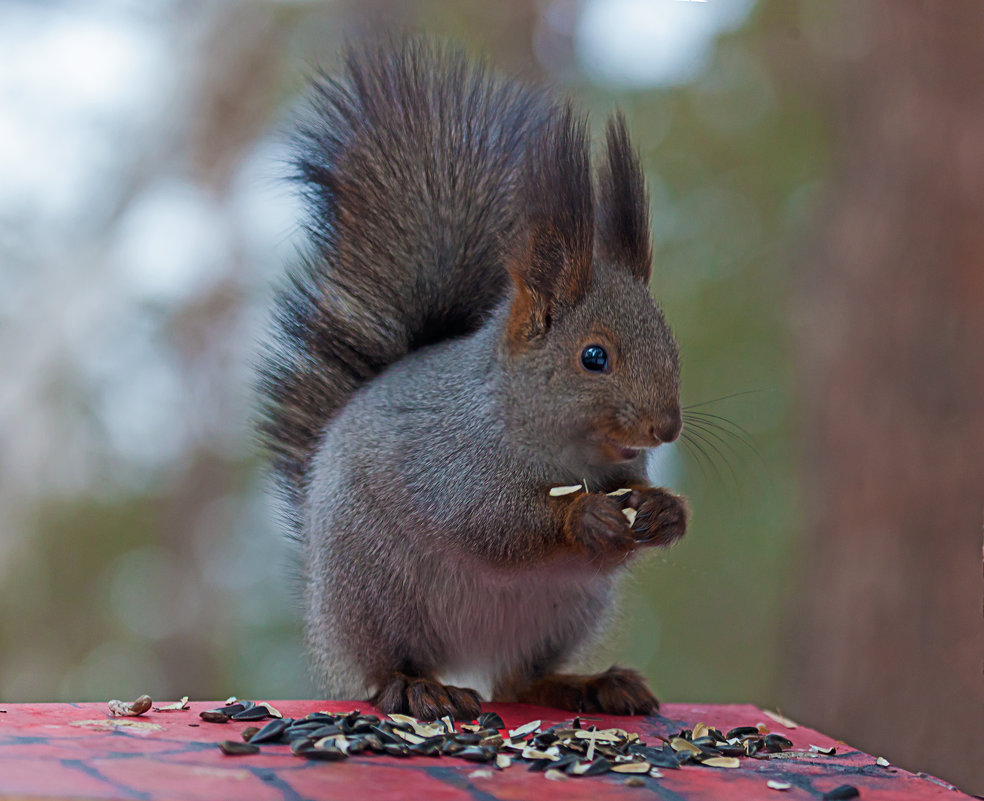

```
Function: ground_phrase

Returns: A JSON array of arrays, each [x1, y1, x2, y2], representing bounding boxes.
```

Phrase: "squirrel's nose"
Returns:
[[650, 408, 682, 444]]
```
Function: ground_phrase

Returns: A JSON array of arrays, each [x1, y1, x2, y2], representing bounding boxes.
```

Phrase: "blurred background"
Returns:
[[0, 0, 981, 793]]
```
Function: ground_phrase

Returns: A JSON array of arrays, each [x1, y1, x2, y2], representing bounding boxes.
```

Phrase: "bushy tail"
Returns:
[[258, 41, 553, 512]]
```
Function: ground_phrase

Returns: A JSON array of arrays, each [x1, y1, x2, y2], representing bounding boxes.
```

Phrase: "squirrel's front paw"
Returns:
[[564, 493, 637, 561], [628, 487, 688, 546]]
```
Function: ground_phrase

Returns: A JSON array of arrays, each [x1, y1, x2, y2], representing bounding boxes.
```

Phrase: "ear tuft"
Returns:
[[506, 104, 594, 348], [596, 112, 652, 282]]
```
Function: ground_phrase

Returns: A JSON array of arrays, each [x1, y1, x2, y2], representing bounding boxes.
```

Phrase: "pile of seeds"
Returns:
[[202, 700, 804, 781]]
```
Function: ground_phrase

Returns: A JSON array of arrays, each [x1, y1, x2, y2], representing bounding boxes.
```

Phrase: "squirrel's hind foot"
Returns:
[[371, 672, 482, 721], [516, 665, 658, 716]]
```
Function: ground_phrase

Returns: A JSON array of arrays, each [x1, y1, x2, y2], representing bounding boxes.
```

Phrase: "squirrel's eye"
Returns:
[[580, 344, 609, 373]]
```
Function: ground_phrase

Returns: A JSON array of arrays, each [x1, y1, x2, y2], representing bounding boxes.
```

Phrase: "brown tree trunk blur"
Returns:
[[787, 1, 984, 794]]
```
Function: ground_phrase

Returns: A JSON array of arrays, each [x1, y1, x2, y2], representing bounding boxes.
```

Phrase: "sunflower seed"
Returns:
[[289, 739, 313, 756], [154, 696, 189, 712], [410, 737, 444, 756], [108, 695, 153, 717], [767, 780, 792, 791], [307, 724, 342, 738], [569, 757, 612, 776], [304, 746, 347, 762], [302, 712, 338, 724], [459, 746, 497, 763], [313, 735, 344, 750], [532, 731, 559, 748], [232, 705, 273, 721], [765, 734, 794, 752], [622, 508, 638, 525], [549, 484, 583, 496], [509, 720, 541, 740], [628, 744, 680, 769], [670, 737, 702, 754], [414, 723, 447, 738], [575, 729, 622, 743], [521, 746, 557, 761], [241, 727, 260, 742], [701, 756, 740, 769], [391, 728, 425, 745], [347, 738, 374, 755], [810, 744, 837, 756], [822, 786, 859, 800], [290, 739, 313, 755], [693, 736, 722, 750], [218, 740, 259, 756], [478, 712, 505, 730], [250, 718, 290, 744], [611, 761, 650, 774], [469, 769, 494, 779]]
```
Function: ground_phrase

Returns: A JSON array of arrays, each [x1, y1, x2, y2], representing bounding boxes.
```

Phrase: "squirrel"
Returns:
[[259, 40, 688, 720]]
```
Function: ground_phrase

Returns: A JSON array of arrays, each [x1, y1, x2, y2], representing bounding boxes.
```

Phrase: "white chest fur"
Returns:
[[429, 553, 615, 700]]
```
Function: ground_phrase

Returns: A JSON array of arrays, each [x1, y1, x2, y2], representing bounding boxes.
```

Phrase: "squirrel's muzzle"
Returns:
[[650, 408, 682, 444]]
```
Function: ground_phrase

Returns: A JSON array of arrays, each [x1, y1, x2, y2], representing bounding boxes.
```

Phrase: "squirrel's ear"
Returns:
[[595, 112, 652, 282], [506, 105, 593, 349]]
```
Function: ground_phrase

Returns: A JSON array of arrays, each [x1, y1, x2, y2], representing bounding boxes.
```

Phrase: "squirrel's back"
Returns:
[[258, 41, 554, 514]]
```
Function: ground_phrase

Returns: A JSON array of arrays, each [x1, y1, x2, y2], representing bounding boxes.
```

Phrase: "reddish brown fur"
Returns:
[[626, 485, 689, 546], [516, 666, 659, 715], [559, 492, 638, 567], [371, 672, 482, 721], [505, 107, 594, 352]]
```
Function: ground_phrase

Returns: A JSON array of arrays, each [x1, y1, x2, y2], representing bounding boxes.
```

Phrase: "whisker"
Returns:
[[683, 417, 749, 467], [682, 389, 769, 411], [683, 411, 767, 472], [683, 425, 739, 488], [680, 430, 726, 486], [676, 437, 709, 481], [684, 410, 760, 453]]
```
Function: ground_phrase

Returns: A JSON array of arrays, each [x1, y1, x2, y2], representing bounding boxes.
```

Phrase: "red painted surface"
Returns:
[[0, 701, 969, 801]]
